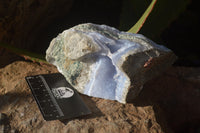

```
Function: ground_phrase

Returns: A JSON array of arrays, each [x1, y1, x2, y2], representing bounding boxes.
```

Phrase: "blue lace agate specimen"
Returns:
[[46, 23, 176, 103]]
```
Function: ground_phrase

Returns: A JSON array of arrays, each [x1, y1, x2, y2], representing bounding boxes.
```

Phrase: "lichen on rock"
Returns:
[[46, 23, 176, 103]]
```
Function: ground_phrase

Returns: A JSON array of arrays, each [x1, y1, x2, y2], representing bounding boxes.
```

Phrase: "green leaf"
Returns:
[[0, 42, 47, 63], [128, 0, 157, 33], [120, 0, 190, 40]]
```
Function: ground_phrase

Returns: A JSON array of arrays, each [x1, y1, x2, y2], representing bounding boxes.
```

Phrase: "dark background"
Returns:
[[0, 0, 200, 132], [0, 0, 199, 67]]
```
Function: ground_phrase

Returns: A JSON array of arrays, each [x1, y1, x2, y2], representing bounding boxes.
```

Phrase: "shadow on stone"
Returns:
[[0, 92, 31, 111], [130, 67, 200, 133], [0, 49, 24, 68]]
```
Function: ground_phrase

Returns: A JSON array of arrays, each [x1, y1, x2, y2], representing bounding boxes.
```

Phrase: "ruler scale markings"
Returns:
[[38, 75, 64, 117], [25, 73, 91, 121], [26, 78, 47, 117]]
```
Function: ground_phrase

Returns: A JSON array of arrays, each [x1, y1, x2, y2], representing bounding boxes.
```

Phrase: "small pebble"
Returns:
[[0, 124, 10, 133], [0, 125, 5, 133], [0, 113, 7, 125]]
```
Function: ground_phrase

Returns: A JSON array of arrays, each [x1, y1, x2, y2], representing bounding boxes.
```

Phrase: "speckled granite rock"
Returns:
[[46, 23, 176, 103]]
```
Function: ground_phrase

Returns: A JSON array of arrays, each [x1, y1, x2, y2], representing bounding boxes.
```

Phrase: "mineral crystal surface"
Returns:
[[46, 23, 176, 103]]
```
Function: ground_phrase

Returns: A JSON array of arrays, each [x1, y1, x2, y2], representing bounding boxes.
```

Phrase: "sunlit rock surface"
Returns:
[[46, 23, 176, 103]]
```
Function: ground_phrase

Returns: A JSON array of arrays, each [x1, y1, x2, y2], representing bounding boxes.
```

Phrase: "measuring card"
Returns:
[[25, 73, 91, 121]]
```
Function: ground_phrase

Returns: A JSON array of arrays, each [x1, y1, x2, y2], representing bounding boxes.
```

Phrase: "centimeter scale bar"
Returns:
[[25, 73, 91, 121]]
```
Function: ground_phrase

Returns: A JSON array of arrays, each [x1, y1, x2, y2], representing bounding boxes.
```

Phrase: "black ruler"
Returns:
[[25, 73, 91, 121]]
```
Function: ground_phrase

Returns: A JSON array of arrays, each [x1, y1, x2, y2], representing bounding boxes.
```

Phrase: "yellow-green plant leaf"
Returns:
[[128, 0, 157, 33], [0, 42, 47, 63], [120, 0, 190, 40]]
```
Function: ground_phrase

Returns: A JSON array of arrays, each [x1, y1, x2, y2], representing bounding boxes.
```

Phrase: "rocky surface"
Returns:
[[0, 61, 164, 133], [46, 23, 176, 103], [0, 60, 200, 132]]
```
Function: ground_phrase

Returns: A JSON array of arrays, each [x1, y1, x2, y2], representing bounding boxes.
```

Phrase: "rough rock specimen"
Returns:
[[46, 23, 176, 103]]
